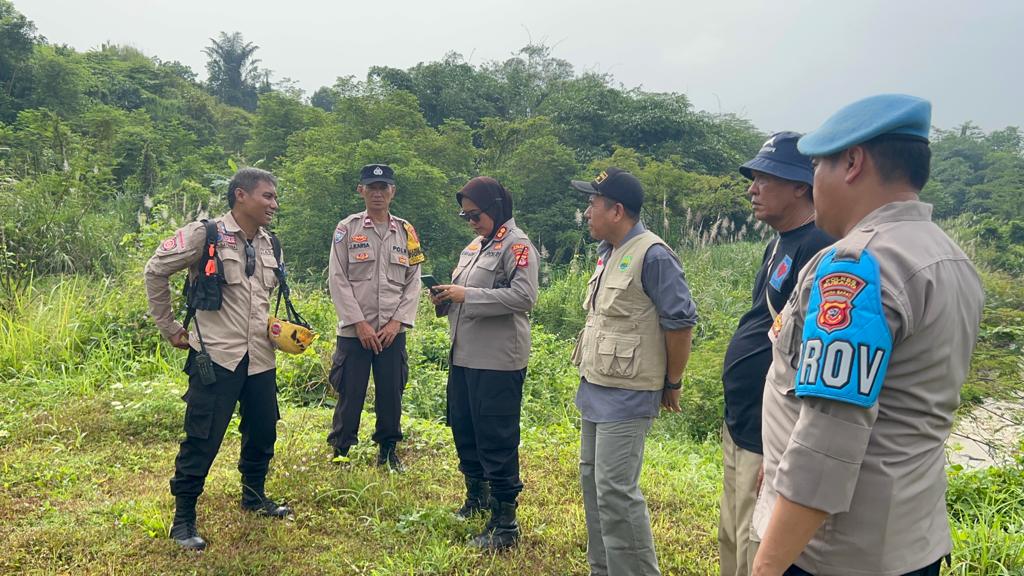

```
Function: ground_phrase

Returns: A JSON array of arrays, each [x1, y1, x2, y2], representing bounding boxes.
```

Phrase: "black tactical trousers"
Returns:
[[447, 363, 525, 502], [170, 352, 279, 499], [328, 334, 408, 451]]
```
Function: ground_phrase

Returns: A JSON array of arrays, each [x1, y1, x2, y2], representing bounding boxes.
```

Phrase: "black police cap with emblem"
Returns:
[[570, 167, 644, 213], [360, 163, 395, 185]]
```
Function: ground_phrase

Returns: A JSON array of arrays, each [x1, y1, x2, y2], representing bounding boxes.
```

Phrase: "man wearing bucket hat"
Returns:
[[571, 168, 698, 576], [719, 133, 833, 576], [751, 95, 984, 576], [327, 163, 423, 472]]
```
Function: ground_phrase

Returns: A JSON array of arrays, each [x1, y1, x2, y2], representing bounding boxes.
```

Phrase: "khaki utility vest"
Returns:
[[574, 231, 669, 391]]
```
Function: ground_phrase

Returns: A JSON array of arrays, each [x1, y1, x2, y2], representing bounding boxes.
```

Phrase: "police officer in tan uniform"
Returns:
[[328, 164, 422, 471], [144, 167, 292, 551], [430, 176, 539, 550], [751, 95, 984, 576]]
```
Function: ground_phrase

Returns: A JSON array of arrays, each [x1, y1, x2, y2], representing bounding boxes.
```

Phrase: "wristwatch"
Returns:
[[664, 375, 682, 390]]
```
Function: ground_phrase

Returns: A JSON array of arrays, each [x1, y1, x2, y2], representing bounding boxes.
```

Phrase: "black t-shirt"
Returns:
[[722, 222, 834, 454]]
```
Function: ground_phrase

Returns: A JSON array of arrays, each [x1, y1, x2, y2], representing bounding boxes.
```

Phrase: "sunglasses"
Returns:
[[458, 207, 492, 223], [244, 242, 256, 277]]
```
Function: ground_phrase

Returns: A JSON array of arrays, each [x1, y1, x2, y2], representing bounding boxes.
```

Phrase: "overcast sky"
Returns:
[[16, 0, 1024, 134]]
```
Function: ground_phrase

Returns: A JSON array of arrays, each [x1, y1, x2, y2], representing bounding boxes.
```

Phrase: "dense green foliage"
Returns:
[[3, 1, 1018, 285]]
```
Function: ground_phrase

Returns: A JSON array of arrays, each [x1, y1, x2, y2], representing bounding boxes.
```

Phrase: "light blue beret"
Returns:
[[798, 94, 931, 156]]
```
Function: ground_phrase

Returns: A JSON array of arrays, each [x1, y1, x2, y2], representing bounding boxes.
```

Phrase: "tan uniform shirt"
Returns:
[[754, 201, 984, 575], [328, 212, 421, 337], [144, 212, 280, 375], [444, 219, 539, 371]]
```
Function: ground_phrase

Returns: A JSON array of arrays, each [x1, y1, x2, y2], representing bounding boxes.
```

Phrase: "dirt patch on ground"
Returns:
[[948, 391, 1024, 469]]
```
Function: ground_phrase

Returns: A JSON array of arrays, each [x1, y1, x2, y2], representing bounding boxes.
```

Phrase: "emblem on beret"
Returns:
[[816, 273, 866, 333], [373, 167, 383, 176], [595, 171, 608, 184]]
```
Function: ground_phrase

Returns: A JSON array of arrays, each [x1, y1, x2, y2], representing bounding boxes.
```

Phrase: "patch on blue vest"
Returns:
[[769, 254, 793, 291], [794, 248, 892, 408]]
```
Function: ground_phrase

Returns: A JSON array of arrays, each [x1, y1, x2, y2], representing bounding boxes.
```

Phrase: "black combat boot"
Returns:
[[169, 496, 206, 551], [456, 476, 490, 519], [332, 446, 350, 462], [240, 476, 293, 518], [470, 497, 519, 551], [376, 442, 404, 473]]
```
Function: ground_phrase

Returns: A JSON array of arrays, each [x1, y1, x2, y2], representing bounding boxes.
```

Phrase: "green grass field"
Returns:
[[1, 241, 1022, 575]]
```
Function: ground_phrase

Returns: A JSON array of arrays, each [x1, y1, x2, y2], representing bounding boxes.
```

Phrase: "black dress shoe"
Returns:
[[169, 522, 207, 551], [241, 498, 293, 518]]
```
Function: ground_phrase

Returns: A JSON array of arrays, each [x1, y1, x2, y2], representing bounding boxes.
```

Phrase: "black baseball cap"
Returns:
[[739, 132, 813, 186], [571, 168, 644, 213], [360, 163, 395, 185]]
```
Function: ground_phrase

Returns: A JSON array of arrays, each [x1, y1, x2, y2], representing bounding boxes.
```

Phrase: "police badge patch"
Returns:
[[816, 272, 866, 333], [334, 227, 347, 244], [795, 247, 893, 408]]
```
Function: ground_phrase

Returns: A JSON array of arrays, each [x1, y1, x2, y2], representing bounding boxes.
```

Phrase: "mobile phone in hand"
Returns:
[[421, 274, 441, 294]]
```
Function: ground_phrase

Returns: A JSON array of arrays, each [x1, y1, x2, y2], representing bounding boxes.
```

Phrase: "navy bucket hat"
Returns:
[[739, 131, 814, 186]]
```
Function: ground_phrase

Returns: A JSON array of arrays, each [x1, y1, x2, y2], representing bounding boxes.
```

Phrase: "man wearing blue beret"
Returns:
[[719, 132, 833, 576], [750, 95, 984, 576]]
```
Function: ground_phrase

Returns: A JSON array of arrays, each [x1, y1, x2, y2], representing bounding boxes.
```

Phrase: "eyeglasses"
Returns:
[[244, 242, 255, 277], [458, 209, 485, 223]]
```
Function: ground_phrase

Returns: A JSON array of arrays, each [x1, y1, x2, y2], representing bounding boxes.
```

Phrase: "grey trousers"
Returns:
[[580, 417, 660, 576]]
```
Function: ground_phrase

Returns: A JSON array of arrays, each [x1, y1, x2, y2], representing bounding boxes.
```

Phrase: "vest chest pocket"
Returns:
[[597, 273, 640, 317], [347, 250, 376, 281], [595, 333, 641, 379], [219, 248, 245, 285]]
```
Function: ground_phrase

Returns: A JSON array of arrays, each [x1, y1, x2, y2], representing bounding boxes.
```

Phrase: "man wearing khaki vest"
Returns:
[[327, 163, 422, 471], [571, 168, 698, 576]]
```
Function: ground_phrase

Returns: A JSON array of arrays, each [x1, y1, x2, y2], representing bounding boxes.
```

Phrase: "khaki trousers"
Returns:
[[718, 423, 762, 576]]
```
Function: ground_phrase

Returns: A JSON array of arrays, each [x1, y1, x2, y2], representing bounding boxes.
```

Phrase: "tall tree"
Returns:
[[203, 32, 262, 112]]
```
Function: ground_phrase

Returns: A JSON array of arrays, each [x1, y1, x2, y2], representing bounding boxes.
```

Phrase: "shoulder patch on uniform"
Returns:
[[794, 248, 893, 408], [511, 243, 530, 268], [768, 254, 793, 291], [159, 230, 185, 253], [403, 221, 425, 265], [333, 227, 347, 244]]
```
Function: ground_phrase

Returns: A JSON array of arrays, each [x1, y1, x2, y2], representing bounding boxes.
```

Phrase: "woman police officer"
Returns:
[[431, 177, 539, 550]]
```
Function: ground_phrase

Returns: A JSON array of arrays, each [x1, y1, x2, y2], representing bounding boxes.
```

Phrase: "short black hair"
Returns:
[[862, 137, 931, 190], [822, 137, 931, 191], [599, 195, 640, 221], [227, 168, 277, 208]]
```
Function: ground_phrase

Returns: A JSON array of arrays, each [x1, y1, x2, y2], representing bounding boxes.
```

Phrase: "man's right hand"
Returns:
[[169, 329, 191, 350], [356, 321, 383, 354]]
